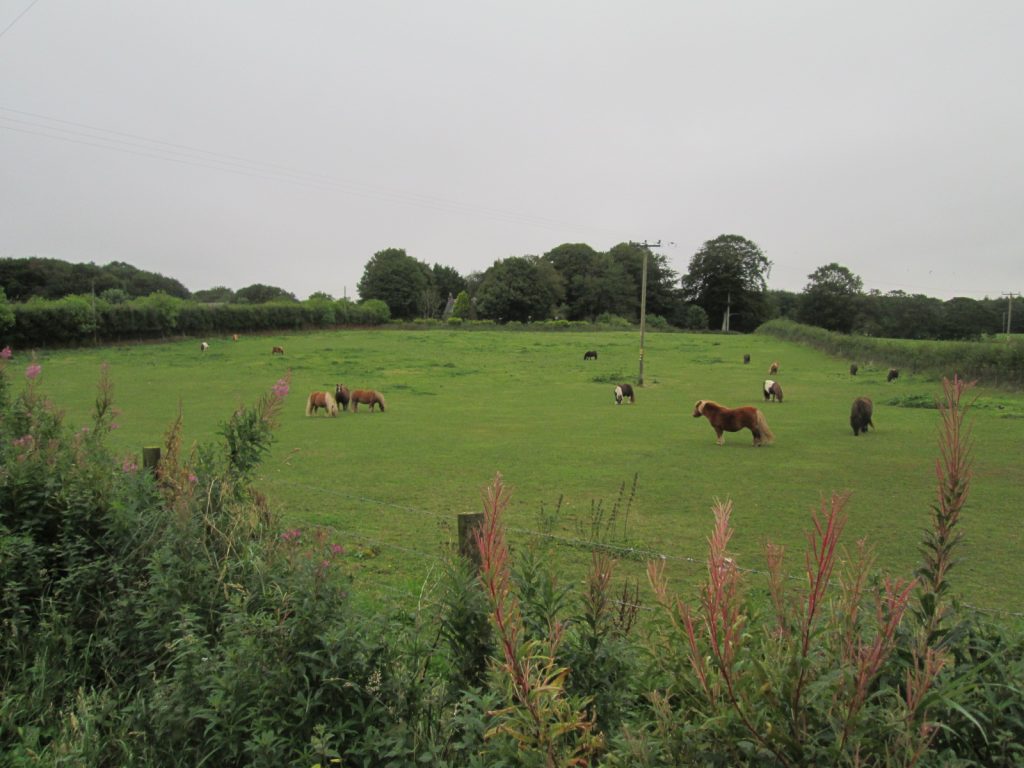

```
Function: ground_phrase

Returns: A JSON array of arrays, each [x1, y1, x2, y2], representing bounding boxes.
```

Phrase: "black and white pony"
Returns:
[[614, 383, 635, 404], [584, 350, 598, 360], [762, 379, 783, 402], [200, 342, 209, 352]]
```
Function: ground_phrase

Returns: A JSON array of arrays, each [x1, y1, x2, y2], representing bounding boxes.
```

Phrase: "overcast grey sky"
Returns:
[[2, 2, 1021, 302]]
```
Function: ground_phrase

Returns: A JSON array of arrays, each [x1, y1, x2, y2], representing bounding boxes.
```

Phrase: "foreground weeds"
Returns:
[[1, 359, 1021, 766]]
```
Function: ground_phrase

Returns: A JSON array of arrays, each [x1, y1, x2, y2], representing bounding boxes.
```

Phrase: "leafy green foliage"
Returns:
[[681, 234, 773, 332]]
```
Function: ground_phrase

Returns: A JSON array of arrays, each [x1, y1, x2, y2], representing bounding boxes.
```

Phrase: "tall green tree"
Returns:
[[798, 263, 863, 333], [681, 235, 772, 332], [543, 243, 635, 321], [475, 256, 564, 323], [608, 242, 684, 324], [234, 284, 298, 304], [357, 248, 432, 320]]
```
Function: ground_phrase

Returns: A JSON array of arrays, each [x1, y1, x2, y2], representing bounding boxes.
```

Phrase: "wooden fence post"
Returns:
[[142, 446, 161, 472], [458, 512, 484, 567]]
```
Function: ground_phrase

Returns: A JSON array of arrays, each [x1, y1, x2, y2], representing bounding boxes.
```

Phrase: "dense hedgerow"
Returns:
[[6, 294, 391, 348], [758, 317, 1024, 388], [1, 356, 1022, 766]]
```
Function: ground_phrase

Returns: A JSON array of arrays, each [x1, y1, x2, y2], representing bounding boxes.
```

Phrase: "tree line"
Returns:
[[2, 241, 1020, 345]]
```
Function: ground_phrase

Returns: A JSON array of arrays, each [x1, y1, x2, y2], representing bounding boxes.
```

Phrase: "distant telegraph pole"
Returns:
[[1003, 292, 1020, 342], [632, 240, 664, 387]]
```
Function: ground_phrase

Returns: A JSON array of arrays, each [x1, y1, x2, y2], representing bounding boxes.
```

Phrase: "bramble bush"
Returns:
[[1, 355, 1022, 766]]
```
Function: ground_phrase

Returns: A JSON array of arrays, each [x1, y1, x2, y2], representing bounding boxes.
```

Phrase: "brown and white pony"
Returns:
[[693, 399, 774, 447], [762, 379, 783, 402], [349, 389, 386, 412], [305, 391, 339, 417], [614, 383, 635, 404], [850, 397, 874, 436], [200, 341, 209, 352], [272, 346, 285, 355]]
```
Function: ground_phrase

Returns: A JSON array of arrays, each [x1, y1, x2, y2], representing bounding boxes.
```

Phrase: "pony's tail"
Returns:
[[326, 392, 338, 417], [305, 393, 314, 417], [757, 408, 774, 444], [376, 392, 386, 412]]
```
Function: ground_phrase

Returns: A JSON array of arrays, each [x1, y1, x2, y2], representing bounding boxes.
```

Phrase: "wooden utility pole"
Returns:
[[634, 240, 663, 386], [1003, 293, 1020, 342]]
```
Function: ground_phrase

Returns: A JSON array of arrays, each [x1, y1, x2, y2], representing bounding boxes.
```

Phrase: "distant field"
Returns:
[[26, 328, 1024, 614]]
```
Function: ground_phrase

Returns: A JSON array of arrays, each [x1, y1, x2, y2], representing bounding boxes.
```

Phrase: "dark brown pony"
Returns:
[[693, 399, 774, 447], [584, 350, 598, 360], [335, 384, 351, 411], [849, 363, 858, 376], [305, 390, 338, 417], [887, 368, 899, 382], [272, 346, 285, 355], [850, 397, 874, 436], [350, 389, 386, 412]]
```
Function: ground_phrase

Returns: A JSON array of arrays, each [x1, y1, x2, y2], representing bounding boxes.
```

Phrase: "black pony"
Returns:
[[851, 397, 874, 436], [584, 350, 598, 360], [887, 368, 899, 382]]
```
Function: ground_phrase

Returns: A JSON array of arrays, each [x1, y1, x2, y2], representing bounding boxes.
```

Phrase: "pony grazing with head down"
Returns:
[[584, 350, 598, 361], [768, 360, 779, 375], [614, 383, 635, 404], [850, 396, 874, 436], [272, 346, 285, 355], [693, 399, 774, 447], [349, 389, 386, 412], [887, 368, 899, 382], [305, 390, 339, 417], [762, 379, 783, 402]]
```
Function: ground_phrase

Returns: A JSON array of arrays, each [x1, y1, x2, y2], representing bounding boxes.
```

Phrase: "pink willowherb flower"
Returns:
[[330, 543, 344, 555], [188, 473, 198, 484], [25, 363, 42, 380], [122, 458, 138, 473], [0, 346, 12, 359], [272, 378, 290, 398], [12, 434, 33, 448]]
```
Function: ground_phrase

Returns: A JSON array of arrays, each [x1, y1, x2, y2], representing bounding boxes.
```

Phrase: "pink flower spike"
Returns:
[[188, 473, 198, 484], [122, 458, 138, 473], [25, 363, 41, 380], [0, 346, 12, 359], [330, 543, 344, 555], [272, 378, 290, 397]]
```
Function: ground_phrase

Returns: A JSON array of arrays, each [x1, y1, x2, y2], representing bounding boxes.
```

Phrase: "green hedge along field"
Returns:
[[21, 328, 1024, 613]]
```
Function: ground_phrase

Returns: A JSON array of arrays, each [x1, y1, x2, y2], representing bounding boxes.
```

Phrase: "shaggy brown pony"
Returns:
[[850, 396, 874, 436], [693, 399, 774, 447], [350, 389, 387, 412], [305, 391, 338, 417]]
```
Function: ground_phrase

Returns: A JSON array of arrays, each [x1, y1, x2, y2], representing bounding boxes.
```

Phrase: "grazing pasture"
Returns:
[[27, 329, 1024, 613]]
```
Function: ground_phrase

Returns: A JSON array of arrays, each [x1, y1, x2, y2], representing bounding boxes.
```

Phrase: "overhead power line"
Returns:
[[0, 0, 41, 42], [0, 106, 631, 239]]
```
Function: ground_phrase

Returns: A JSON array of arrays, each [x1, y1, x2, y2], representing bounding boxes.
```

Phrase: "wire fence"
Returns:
[[258, 474, 1024, 620]]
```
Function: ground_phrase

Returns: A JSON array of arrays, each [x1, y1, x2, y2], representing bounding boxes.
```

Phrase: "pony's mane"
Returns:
[[696, 399, 724, 413]]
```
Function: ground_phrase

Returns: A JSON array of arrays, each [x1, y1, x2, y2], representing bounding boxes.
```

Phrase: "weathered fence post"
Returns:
[[142, 446, 161, 472], [457, 512, 485, 567]]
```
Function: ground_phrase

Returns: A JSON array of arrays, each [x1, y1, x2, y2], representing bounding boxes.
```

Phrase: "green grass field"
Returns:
[[23, 328, 1024, 614]]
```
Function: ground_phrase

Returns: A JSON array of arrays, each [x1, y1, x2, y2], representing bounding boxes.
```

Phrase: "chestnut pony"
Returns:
[[693, 399, 774, 447], [349, 389, 386, 412], [305, 391, 338, 417]]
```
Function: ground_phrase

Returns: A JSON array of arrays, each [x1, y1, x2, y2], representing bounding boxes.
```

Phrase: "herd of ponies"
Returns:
[[197, 337, 386, 419], [198, 339, 896, 441], [591, 347, 896, 447]]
